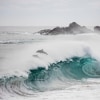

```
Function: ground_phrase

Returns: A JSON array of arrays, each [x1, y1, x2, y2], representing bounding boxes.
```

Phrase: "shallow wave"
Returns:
[[0, 56, 100, 98], [0, 31, 33, 35], [0, 39, 34, 44]]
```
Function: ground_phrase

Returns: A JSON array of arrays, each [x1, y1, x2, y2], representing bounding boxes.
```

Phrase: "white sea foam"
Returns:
[[0, 33, 100, 77], [1, 33, 100, 100]]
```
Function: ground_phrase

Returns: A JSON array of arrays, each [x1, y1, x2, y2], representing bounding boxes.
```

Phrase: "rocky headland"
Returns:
[[38, 22, 92, 35]]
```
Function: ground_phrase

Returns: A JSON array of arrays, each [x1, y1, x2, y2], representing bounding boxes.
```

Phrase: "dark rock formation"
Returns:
[[94, 26, 100, 32], [38, 22, 92, 35], [38, 29, 51, 35]]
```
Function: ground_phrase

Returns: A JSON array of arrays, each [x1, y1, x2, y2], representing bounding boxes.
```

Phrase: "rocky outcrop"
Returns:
[[94, 26, 100, 32], [38, 29, 51, 35], [38, 22, 92, 35]]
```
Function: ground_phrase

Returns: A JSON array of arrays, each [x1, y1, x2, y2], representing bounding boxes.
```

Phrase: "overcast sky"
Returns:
[[0, 0, 100, 26]]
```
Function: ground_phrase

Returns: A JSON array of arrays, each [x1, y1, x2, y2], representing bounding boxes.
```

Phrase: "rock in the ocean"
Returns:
[[94, 26, 100, 32], [38, 29, 51, 35], [38, 22, 91, 35]]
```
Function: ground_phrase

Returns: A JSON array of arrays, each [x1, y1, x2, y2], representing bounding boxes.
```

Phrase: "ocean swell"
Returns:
[[1, 33, 100, 98], [0, 56, 100, 97], [28, 57, 100, 81]]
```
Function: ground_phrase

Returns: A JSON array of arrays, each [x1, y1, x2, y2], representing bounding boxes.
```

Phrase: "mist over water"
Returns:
[[0, 27, 100, 100]]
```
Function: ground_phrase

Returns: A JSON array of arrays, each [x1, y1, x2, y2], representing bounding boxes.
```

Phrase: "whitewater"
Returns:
[[0, 30, 100, 100]]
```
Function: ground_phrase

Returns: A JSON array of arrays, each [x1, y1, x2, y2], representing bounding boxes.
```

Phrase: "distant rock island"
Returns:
[[94, 26, 100, 33], [37, 22, 92, 35]]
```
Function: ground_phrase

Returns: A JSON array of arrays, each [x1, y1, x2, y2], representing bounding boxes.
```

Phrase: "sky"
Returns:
[[0, 0, 100, 26]]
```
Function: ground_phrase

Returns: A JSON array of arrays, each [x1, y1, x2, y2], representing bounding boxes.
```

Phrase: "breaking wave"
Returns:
[[0, 56, 100, 97], [1, 33, 100, 98]]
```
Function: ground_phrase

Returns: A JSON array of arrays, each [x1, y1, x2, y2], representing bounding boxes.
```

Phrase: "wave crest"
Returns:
[[0, 56, 100, 98]]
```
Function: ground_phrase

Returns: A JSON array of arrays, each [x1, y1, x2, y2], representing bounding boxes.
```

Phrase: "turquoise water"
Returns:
[[0, 56, 100, 95], [0, 31, 100, 100]]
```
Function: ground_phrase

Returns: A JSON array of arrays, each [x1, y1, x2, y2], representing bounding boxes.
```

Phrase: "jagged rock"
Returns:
[[67, 22, 91, 34], [38, 22, 91, 35], [49, 27, 66, 35], [38, 29, 51, 35], [94, 26, 100, 32]]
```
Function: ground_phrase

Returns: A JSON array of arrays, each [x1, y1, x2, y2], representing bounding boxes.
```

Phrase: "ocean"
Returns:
[[0, 26, 100, 100]]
